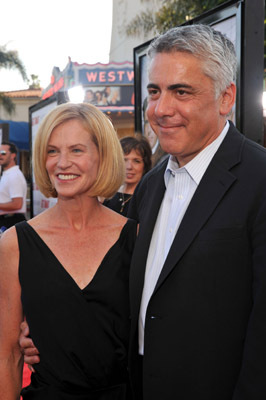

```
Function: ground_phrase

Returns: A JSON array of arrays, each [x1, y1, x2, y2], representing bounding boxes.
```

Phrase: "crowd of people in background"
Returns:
[[85, 86, 120, 106]]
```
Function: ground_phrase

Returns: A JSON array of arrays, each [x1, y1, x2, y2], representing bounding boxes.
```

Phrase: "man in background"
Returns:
[[0, 141, 27, 229]]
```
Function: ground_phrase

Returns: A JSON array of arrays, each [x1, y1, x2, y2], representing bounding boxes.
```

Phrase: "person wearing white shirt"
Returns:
[[127, 24, 266, 400], [0, 141, 27, 230]]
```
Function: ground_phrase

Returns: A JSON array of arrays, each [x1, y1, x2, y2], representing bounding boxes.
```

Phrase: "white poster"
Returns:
[[31, 101, 58, 216], [212, 16, 236, 47], [0, 128, 2, 175], [212, 16, 237, 123]]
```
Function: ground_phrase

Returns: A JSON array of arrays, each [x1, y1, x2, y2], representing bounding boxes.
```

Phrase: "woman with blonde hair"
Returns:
[[0, 102, 137, 399]]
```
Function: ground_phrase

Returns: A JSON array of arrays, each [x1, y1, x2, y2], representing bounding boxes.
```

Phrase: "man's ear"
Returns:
[[219, 83, 236, 116], [10, 152, 16, 162]]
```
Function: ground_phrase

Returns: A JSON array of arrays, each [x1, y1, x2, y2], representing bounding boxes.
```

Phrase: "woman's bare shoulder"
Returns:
[[0, 226, 20, 274], [101, 204, 128, 227], [26, 207, 55, 232], [0, 225, 18, 249]]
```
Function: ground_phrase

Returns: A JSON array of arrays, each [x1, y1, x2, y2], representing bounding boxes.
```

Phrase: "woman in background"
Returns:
[[104, 135, 152, 216], [0, 102, 137, 399]]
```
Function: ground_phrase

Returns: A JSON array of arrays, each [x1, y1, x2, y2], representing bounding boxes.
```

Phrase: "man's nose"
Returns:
[[154, 93, 175, 118]]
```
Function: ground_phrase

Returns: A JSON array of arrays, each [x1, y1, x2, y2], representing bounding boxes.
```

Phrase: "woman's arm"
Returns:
[[0, 228, 24, 399]]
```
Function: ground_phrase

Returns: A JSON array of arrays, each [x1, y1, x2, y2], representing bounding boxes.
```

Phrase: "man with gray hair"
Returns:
[[128, 24, 266, 399]]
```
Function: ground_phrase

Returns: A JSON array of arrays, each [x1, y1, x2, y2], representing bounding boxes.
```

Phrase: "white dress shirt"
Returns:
[[0, 165, 27, 214], [138, 121, 230, 354]]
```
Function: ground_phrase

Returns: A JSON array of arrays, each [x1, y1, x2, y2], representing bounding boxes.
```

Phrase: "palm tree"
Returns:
[[126, 0, 227, 37], [0, 45, 28, 114]]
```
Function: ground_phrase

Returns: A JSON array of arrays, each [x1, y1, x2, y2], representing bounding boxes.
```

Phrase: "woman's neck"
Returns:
[[52, 195, 102, 231], [122, 183, 137, 195]]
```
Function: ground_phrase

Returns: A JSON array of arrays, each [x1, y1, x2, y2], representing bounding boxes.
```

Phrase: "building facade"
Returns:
[[109, 0, 161, 62]]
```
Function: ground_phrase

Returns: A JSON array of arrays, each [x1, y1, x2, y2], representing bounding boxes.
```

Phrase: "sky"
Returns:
[[0, 0, 113, 92]]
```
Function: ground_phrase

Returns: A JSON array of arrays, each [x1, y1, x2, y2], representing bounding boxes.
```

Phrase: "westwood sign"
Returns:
[[77, 63, 134, 86], [42, 60, 134, 100]]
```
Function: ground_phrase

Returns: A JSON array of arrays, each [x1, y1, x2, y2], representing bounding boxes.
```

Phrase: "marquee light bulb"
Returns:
[[68, 86, 85, 103]]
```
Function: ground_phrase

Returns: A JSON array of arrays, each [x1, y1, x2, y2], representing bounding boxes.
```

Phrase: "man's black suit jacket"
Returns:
[[128, 122, 266, 400]]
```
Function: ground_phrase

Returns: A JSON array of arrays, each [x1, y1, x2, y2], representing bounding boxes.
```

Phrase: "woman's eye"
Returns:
[[72, 148, 82, 153], [47, 149, 56, 155]]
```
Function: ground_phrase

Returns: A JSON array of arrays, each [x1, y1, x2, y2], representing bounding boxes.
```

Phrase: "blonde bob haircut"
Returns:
[[33, 102, 125, 199]]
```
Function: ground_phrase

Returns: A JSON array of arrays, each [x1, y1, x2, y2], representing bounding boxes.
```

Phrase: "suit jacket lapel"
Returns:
[[154, 125, 244, 292], [130, 161, 167, 324]]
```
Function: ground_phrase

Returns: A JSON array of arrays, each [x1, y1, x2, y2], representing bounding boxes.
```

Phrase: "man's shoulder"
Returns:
[[9, 166, 26, 179], [133, 156, 167, 198], [239, 135, 266, 168], [141, 156, 169, 185], [128, 157, 168, 220], [242, 135, 266, 157], [4, 165, 21, 175], [3, 166, 27, 188], [222, 122, 266, 167]]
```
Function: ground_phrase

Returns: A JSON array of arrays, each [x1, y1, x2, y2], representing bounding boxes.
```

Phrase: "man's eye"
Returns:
[[148, 89, 159, 97], [177, 90, 187, 95]]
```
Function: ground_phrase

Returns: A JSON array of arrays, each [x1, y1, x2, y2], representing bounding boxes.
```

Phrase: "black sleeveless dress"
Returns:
[[16, 219, 137, 399], [103, 193, 133, 217]]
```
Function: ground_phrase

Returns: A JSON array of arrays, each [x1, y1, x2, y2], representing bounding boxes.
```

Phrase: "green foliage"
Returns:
[[126, 0, 228, 36], [28, 74, 41, 89], [0, 45, 27, 81], [0, 45, 28, 115], [127, 1, 266, 78], [126, 11, 156, 36], [0, 93, 15, 114]]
